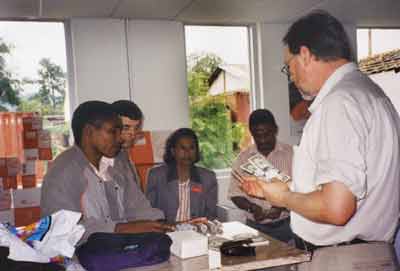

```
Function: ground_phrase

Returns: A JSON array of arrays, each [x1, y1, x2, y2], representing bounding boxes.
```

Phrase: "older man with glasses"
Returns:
[[241, 10, 400, 271]]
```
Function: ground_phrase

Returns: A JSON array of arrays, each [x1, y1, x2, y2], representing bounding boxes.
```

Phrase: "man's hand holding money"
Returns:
[[241, 177, 290, 208]]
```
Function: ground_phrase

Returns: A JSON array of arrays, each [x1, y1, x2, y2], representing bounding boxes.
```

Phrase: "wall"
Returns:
[[65, 19, 189, 130], [65, 18, 130, 114], [257, 23, 293, 144], [370, 71, 400, 114], [127, 20, 189, 130]]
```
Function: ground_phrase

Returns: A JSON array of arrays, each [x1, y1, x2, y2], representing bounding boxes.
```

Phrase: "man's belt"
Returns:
[[294, 234, 367, 252]]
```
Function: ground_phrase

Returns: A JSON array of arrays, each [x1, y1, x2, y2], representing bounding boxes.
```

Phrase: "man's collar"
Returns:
[[72, 145, 114, 180], [253, 142, 281, 158], [309, 62, 358, 113], [72, 145, 92, 167]]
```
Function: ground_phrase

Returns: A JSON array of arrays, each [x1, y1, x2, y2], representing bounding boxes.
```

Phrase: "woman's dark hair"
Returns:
[[163, 128, 200, 164], [283, 10, 353, 61], [71, 100, 118, 146]]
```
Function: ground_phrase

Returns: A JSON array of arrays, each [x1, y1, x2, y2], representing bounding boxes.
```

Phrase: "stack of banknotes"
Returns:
[[239, 154, 290, 183]]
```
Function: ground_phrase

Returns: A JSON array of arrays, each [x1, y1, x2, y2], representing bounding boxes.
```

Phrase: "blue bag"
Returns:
[[76, 232, 172, 271]]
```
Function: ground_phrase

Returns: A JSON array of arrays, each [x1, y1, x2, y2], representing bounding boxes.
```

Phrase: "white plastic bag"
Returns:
[[0, 209, 85, 262]]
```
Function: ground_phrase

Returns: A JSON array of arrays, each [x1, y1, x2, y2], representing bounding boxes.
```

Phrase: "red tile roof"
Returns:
[[358, 49, 400, 75]]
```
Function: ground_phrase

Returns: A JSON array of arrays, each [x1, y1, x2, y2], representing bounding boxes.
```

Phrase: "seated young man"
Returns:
[[111, 100, 144, 187], [40, 101, 173, 242], [228, 109, 293, 243]]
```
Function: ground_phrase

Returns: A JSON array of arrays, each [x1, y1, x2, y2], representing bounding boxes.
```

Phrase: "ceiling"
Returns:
[[0, 0, 399, 27]]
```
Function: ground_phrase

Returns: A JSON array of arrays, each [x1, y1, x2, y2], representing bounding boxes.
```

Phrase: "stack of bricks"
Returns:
[[0, 112, 52, 226]]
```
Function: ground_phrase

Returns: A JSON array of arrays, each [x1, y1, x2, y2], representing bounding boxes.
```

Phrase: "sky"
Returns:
[[0, 21, 66, 96], [185, 25, 250, 65]]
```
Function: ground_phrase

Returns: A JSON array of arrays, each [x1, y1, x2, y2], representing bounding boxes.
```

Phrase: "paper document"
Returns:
[[217, 221, 259, 240]]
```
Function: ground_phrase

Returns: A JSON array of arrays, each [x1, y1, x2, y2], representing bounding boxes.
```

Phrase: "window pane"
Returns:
[[0, 21, 68, 188], [185, 25, 252, 169], [357, 28, 400, 114]]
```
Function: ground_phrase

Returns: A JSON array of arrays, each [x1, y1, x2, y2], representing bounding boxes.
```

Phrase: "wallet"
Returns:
[[220, 239, 256, 257]]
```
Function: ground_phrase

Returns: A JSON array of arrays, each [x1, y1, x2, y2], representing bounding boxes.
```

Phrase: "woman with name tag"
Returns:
[[146, 128, 218, 223]]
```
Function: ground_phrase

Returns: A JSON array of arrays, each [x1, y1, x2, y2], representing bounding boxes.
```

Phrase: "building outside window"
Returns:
[[185, 25, 253, 170], [0, 21, 68, 188]]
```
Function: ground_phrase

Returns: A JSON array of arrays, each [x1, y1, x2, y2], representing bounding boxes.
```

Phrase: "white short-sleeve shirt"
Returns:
[[291, 63, 400, 245]]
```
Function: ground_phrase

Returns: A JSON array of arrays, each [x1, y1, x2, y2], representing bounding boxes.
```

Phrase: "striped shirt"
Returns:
[[228, 142, 293, 223], [176, 180, 191, 222]]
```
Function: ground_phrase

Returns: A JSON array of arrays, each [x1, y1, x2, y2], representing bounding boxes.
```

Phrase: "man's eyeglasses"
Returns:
[[122, 124, 142, 134], [281, 55, 295, 77], [281, 65, 290, 77]]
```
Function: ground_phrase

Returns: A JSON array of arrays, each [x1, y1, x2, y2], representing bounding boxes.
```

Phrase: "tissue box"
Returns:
[[167, 230, 208, 259]]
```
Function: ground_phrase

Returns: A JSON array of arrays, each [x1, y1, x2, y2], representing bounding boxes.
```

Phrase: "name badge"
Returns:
[[191, 185, 203, 193]]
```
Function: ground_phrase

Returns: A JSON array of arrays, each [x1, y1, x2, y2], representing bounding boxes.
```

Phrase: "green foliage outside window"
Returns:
[[0, 37, 66, 115], [0, 39, 22, 110], [19, 58, 66, 115], [187, 53, 244, 169], [0, 36, 69, 161]]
